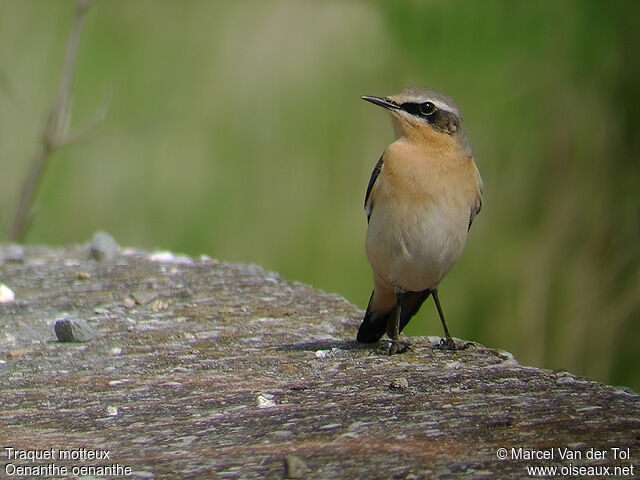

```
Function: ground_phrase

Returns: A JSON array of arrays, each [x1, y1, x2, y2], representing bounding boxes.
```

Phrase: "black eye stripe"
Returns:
[[400, 102, 437, 118], [398, 101, 461, 135]]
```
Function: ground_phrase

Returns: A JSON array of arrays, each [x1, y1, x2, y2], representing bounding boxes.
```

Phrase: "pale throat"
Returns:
[[391, 116, 467, 161]]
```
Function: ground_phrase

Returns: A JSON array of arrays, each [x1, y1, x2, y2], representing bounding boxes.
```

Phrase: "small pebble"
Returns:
[[284, 454, 309, 479], [87, 231, 121, 261], [148, 250, 194, 265], [3, 244, 25, 263], [0, 283, 15, 303], [149, 251, 176, 263], [390, 377, 409, 390], [257, 394, 276, 409], [151, 299, 169, 312], [199, 254, 217, 264], [123, 297, 136, 308], [106, 406, 118, 416], [554, 371, 576, 385], [54, 315, 96, 342], [556, 375, 576, 385]]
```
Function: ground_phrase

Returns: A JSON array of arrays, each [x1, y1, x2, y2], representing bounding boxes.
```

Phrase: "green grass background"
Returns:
[[1, 1, 638, 389]]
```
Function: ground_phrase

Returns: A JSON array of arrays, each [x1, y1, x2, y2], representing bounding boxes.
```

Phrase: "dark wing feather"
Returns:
[[468, 198, 482, 230], [365, 156, 384, 223]]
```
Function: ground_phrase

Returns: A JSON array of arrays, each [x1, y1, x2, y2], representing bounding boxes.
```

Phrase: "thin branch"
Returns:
[[10, 0, 101, 242], [53, 91, 112, 149]]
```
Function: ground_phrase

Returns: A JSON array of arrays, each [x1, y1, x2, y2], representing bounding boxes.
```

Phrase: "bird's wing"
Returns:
[[365, 155, 384, 223], [468, 168, 484, 230], [468, 198, 482, 230]]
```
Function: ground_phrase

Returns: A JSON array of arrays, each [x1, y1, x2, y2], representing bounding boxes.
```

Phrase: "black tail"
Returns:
[[356, 291, 392, 343], [356, 289, 431, 343]]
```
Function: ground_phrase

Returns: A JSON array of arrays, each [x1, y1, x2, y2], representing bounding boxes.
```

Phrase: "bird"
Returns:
[[356, 86, 483, 354]]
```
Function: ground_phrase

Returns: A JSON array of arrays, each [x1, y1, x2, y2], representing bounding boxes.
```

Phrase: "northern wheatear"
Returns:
[[357, 87, 483, 353]]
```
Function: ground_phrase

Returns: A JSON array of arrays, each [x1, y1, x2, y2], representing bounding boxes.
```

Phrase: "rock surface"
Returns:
[[0, 244, 638, 479]]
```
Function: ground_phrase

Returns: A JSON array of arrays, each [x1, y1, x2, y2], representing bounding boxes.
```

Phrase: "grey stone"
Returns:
[[3, 244, 25, 263], [87, 231, 121, 261], [54, 315, 97, 342], [284, 455, 309, 479], [390, 376, 409, 389]]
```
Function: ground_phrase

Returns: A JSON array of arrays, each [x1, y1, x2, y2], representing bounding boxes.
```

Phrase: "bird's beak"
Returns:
[[361, 95, 399, 111]]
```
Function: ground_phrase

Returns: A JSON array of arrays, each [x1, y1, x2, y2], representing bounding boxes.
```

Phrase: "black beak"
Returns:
[[361, 95, 399, 111]]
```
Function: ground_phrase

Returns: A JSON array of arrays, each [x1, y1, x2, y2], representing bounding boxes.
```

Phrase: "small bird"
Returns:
[[357, 87, 483, 353]]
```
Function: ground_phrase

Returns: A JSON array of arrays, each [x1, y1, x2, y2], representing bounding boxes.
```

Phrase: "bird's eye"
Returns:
[[419, 102, 436, 116]]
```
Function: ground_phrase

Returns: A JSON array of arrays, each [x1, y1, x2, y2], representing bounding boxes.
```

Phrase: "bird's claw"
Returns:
[[435, 337, 472, 351], [387, 339, 409, 355], [376, 339, 409, 355]]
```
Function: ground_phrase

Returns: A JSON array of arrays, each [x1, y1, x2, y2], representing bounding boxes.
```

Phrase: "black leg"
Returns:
[[387, 289, 407, 354], [432, 288, 456, 350]]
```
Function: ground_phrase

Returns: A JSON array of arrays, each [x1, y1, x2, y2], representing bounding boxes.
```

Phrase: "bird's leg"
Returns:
[[387, 289, 407, 354], [432, 288, 457, 350]]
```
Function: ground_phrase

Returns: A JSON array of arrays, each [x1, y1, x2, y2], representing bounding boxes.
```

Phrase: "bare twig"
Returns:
[[52, 91, 112, 148], [9, 0, 103, 242]]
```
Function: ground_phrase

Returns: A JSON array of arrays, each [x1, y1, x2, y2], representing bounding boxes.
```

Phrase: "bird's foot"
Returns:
[[386, 338, 409, 355], [435, 337, 473, 351]]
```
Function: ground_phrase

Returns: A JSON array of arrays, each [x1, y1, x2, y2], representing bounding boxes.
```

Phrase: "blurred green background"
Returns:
[[1, 1, 638, 389]]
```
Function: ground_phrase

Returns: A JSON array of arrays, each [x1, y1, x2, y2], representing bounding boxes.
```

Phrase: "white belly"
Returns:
[[366, 200, 468, 292]]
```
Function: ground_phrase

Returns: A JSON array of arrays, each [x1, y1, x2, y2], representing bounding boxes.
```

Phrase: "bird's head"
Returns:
[[362, 87, 469, 153]]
